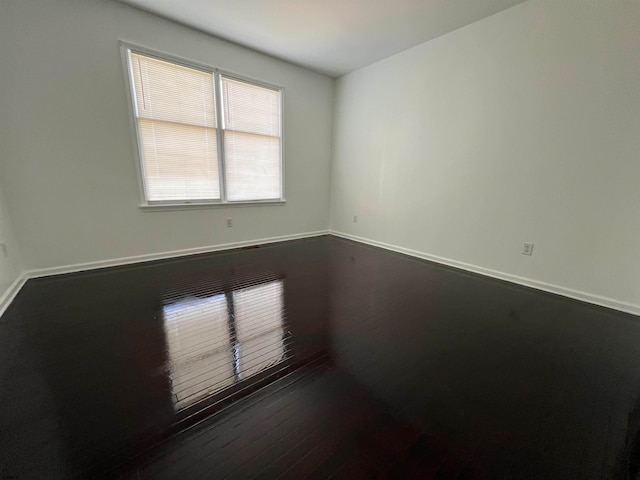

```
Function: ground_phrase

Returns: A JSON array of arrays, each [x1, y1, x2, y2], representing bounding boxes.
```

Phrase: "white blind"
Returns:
[[222, 76, 282, 201], [130, 53, 220, 201]]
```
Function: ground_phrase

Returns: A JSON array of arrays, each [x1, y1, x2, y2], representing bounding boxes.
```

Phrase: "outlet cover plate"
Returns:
[[522, 243, 534, 256]]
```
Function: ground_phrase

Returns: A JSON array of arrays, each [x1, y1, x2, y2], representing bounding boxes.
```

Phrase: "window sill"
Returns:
[[139, 200, 286, 212]]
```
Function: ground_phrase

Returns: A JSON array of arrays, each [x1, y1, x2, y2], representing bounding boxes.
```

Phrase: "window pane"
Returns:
[[139, 119, 220, 201], [130, 53, 216, 128], [224, 131, 281, 201], [222, 77, 280, 136]]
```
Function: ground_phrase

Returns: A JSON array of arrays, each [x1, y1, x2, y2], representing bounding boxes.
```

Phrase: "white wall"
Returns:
[[331, 0, 640, 311], [0, 0, 333, 271]]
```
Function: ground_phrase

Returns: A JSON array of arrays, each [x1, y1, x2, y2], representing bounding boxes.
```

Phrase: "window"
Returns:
[[164, 280, 286, 410], [123, 45, 284, 207]]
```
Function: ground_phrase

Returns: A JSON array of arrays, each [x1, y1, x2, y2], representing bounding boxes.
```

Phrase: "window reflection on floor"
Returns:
[[163, 280, 285, 410]]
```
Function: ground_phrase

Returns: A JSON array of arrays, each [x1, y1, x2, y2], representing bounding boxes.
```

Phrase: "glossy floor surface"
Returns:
[[2, 236, 640, 479]]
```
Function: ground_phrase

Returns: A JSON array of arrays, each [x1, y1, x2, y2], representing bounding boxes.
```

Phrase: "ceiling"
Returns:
[[118, 0, 527, 77]]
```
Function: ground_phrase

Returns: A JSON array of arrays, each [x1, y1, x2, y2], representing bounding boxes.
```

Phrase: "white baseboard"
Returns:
[[331, 230, 640, 317], [1, 230, 329, 318], [27, 230, 330, 279], [0, 272, 29, 318], [5, 229, 638, 319]]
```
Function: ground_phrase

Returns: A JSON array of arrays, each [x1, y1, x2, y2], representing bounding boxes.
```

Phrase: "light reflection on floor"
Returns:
[[163, 279, 285, 410]]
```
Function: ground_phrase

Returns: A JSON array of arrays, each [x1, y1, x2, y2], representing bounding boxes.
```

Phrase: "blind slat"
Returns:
[[224, 131, 281, 201], [139, 119, 220, 201], [222, 77, 280, 136], [222, 76, 282, 201], [131, 53, 216, 128], [130, 52, 220, 202]]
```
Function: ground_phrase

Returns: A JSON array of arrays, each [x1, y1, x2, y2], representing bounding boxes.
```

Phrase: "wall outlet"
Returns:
[[522, 243, 534, 256], [353, 215, 358, 223], [226, 218, 233, 228], [0, 243, 7, 258]]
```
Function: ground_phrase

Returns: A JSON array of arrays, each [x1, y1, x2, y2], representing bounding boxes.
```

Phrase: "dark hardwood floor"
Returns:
[[2, 235, 640, 479]]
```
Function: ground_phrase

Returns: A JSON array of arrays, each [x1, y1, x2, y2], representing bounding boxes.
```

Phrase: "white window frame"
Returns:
[[119, 42, 286, 210]]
